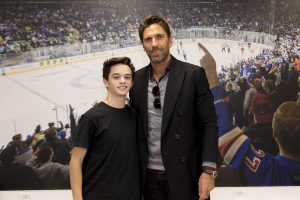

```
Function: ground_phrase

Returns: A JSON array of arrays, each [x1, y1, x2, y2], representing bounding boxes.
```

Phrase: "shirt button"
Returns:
[[181, 157, 185, 162], [174, 134, 180, 140], [178, 110, 183, 116]]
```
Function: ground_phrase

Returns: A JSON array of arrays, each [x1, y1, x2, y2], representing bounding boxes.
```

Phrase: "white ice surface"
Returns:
[[0, 39, 266, 147]]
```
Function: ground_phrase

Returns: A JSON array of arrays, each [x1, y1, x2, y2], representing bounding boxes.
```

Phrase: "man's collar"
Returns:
[[148, 56, 173, 82]]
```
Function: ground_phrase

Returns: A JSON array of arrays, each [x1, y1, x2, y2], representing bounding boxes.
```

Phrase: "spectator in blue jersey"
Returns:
[[199, 42, 300, 186]]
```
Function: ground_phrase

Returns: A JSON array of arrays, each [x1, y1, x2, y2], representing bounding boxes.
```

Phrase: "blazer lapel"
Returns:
[[161, 57, 186, 136]]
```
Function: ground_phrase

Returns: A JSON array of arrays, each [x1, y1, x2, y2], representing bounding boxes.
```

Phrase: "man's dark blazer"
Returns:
[[129, 56, 218, 200]]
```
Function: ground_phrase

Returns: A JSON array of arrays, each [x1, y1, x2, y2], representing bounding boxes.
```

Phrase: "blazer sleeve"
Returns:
[[195, 67, 219, 165]]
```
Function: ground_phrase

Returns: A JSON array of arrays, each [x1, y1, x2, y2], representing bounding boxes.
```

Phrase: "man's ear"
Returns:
[[169, 37, 174, 48]]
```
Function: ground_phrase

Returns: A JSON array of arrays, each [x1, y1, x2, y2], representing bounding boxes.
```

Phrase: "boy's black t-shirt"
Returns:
[[74, 102, 140, 200]]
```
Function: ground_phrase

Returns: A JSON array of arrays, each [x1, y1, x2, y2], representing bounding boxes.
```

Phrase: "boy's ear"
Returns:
[[103, 79, 108, 88]]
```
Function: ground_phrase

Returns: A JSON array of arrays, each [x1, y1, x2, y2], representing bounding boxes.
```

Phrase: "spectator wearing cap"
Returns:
[[45, 128, 71, 165], [245, 93, 279, 155], [58, 130, 66, 139], [57, 129, 72, 151]]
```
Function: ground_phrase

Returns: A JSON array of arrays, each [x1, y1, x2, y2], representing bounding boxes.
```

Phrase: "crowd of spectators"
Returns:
[[214, 31, 300, 186], [0, 0, 299, 54], [0, 105, 76, 190]]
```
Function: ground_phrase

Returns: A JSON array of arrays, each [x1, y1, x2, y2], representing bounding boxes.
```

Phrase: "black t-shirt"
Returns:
[[74, 102, 140, 200]]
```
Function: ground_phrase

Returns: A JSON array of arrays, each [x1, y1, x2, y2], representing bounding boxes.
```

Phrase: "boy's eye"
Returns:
[[112, 75, 120, 79], [124, 75, 132, 79], [111, 74, 132, 80]]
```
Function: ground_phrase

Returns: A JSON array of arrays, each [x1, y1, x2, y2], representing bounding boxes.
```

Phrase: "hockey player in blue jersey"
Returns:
[[198, 42, 300, 186]]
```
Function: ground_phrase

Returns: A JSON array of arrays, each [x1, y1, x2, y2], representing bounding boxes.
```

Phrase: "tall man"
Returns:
[[129, 16, 218, 200], [70, 57, 140, 200]]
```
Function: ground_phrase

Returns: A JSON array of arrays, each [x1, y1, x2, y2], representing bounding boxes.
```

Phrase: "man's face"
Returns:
[[142, 24, 173, 64], [103, 64, 133, 97]]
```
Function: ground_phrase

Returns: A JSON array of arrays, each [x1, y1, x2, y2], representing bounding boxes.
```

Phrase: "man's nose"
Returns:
[[152, 38, 158, 46]]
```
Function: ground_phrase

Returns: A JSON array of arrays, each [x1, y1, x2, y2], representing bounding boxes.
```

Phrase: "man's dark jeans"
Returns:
[[144, 169, 171, 200]]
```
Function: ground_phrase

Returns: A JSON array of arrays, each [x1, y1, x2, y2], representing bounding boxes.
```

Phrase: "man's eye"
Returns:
[[144, 38, 152, 43]]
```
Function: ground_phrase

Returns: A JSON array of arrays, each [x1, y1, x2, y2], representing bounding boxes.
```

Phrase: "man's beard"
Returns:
[[148, 48, 170, 64]]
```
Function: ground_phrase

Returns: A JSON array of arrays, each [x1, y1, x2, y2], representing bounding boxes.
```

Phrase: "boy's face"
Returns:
[[104, 64, 133, 97], [142, 23, 173, 64]]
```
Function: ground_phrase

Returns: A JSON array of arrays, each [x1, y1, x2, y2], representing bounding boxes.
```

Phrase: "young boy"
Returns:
[[70, 57, 140, 200]]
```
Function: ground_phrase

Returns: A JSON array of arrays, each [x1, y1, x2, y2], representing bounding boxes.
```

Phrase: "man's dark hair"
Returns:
[[102, 57, 135, 80], [138, 15, 171, 43]]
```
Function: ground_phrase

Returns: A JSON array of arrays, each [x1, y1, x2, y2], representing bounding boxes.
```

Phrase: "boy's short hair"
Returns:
[[138, 15, 171, 43], [102, 57, 135, 80], [272, 101, 300, 158]]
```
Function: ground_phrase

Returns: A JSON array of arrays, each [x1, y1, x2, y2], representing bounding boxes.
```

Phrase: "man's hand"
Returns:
[[198, 43, 219, 88], [198, 172, 215, 200]]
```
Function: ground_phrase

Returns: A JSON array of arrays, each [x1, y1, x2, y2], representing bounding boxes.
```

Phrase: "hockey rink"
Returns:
[[0, 39, 267, 147]]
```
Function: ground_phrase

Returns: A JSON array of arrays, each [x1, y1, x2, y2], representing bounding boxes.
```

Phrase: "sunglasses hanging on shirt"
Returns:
[[152, 85, 161, 109]]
